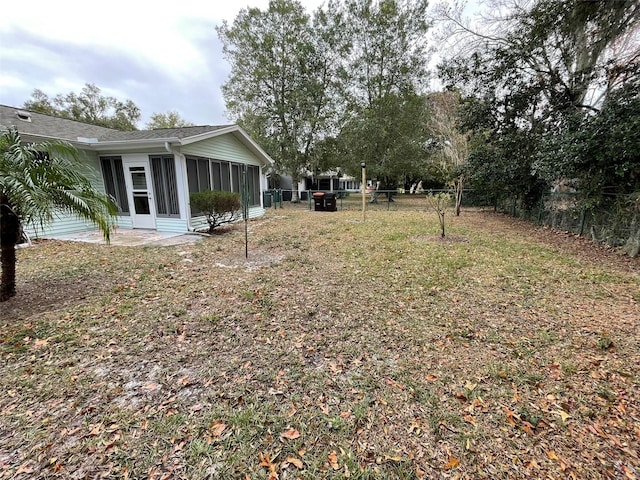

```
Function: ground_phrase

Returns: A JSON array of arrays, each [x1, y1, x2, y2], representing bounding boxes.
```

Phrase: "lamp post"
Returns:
[[361, 161, 366, 220]]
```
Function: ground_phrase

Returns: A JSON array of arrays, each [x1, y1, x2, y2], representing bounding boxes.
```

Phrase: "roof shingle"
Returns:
[[0, 104, 232, 143]]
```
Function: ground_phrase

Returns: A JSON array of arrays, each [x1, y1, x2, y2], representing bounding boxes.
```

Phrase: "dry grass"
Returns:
[[1, 205, 639, 479]]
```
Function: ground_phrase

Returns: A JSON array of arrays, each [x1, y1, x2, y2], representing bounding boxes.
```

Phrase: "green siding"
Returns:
[[23, 150, 115, 238], [181, 134, 262, 165], [155, 218, 189, 233], [22, 136, 268, 238]]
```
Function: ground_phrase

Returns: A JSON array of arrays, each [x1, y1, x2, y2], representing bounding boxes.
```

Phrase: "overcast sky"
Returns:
[[0, 0, 327, 127]]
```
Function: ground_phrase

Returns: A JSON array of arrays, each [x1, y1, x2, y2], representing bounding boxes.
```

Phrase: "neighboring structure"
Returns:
[[270, 170, 362, 200], [300, 169, 362, 193], [0, 105, 273, 236]]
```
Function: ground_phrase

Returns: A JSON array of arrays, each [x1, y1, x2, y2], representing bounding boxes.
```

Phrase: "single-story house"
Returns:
[[271, 170, 362, 201], [0, 105, 274, 237]]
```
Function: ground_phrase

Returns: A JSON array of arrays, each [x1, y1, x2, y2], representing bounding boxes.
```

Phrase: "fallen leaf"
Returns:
[[285, 456, 303, 469], [280, 428, 301, 440], [259, 451, 278, 478], [328, 450, 340, 470], [454, 391, 468, 401], [622, 465, 636, 479], [209, 420, 226, 438], [384, 378, 405, 390], [89, 423, 104, 436], [547, 450, 559, 460], [463, 415, 477, 426], [464, 380, 477, 391], [426, 374, 438, 382], [384, 454, 402, 462], [15, 463, 34, 474], [443, 456, 460, 469], [552, 410, 571, 422], [526, 459, 540, 469], [503, 408, 516, 426], [33, 338, 49, 349], [521, 422, 535, 435]]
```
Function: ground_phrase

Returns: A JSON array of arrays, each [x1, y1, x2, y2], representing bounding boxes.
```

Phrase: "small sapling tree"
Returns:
[[426, 191, 453, 238], [190, 190, 241, 233]]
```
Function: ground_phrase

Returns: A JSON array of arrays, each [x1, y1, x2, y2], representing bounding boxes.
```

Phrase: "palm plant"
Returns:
[[0, 128, 117, 301]]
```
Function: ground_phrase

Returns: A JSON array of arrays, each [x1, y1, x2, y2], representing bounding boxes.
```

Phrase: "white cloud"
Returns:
[[0, 0, 337, 125]]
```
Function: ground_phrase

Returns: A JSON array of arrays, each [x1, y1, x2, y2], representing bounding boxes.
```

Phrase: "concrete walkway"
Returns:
[[48, 229, 205, 247]]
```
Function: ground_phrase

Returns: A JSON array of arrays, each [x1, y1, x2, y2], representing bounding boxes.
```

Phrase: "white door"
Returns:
[[128, 164, 156, 229]]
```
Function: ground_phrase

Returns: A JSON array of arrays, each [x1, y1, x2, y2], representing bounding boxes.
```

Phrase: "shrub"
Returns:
[[190, 190, 242, 233]]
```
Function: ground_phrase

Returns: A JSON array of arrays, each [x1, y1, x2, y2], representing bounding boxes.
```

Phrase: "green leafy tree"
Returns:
[[438, 0, 640, 208], [0, 129, 117, 301], [339, 92, 430, 193], [146, 111, 194, 129], [436, 0, 640, 113], [24, 83, 141, 130], [218, 0, 344, 202], [334, 0, 431, 187], [344, 0, 430, 107], [189, 190, 241, 233], [534, 78, 640, 198]]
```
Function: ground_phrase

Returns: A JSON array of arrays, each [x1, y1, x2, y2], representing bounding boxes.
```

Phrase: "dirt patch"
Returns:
[[411, 234, 469, 243]]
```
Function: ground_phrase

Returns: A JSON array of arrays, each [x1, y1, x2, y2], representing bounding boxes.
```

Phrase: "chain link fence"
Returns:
[[264, 188, 485, 212], [495, 192, 640, 256], [263, 189, 640, 255]]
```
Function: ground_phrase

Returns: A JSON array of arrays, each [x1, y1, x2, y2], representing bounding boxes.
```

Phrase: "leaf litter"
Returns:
[[1, 204, 639, 479]]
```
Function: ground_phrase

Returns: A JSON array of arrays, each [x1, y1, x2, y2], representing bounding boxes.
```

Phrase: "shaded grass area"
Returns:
[[1, 208, 639, 479]]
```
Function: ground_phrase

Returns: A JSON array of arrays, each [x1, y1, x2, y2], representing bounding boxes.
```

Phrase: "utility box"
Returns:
[[263, 191, 272, 208]]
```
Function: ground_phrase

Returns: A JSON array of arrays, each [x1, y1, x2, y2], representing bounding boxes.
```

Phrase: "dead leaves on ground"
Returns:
[[2, 209, 639, 479]]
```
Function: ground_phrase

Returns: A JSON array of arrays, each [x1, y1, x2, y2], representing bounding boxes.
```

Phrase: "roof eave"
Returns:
[[86, 138, 181, 151]]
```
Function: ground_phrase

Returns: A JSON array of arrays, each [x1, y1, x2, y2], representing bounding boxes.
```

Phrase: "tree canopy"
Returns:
[[438, 0, 640, 206], [218, 0, 341, 200], [218, 0, 432, 194], [146, 111, 194, 129], [23, 83, 141, 131]]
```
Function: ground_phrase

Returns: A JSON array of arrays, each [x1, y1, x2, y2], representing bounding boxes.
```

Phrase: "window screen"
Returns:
[[100, 156, 129, 214]]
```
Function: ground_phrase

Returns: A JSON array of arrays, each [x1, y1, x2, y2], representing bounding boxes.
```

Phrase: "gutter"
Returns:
[[85, 137, 182, 151]]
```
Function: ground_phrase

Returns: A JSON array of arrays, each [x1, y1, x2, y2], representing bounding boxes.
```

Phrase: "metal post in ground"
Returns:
[[537, 194, 544, 225], [361, 162, 366, 220], [242, 165, 249, 259], [579, 208, 587, 236]]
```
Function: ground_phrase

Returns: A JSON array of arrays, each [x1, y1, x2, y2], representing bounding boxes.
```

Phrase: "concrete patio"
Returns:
[[46, 229, 206, 247]]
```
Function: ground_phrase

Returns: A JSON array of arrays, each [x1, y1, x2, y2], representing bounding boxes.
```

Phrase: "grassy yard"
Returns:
[[1, 206, 639, 479]]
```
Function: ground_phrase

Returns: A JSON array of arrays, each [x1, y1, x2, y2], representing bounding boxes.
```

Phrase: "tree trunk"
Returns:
[[290, 174, 300, 203], [0, 199, 20, 301]]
